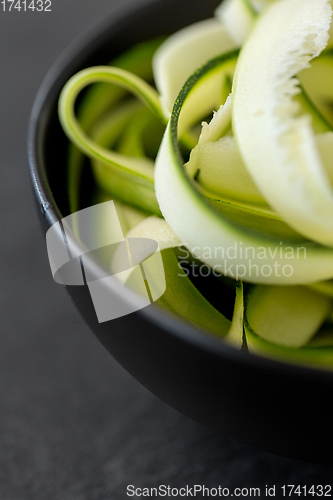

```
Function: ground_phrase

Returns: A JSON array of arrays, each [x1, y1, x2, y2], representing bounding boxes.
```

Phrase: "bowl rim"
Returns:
[[27, 0, 333, 383]]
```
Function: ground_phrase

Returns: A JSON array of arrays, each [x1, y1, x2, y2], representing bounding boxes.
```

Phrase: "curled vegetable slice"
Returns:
[[245, 323, 333, 369], [154, 50, 333, 285], [111, 215, 244, 343], [204, 195, 307, 242], [190, 136, 264, 203], [215, 0, 277, 46], [153, 18, 238, 115], [67, 38, 164, 214], [232, 0, 333, 246], [189, 129, 333, 206], [215, 0, 257, 45], [59, 66, 164, 179], [246, 285, 332, 348], [308, 279, 333, 298], [299, 51, 333, 127], [185, 97, 265, 204], [89, 102, 162, 215], [59, 66, 167, 215]]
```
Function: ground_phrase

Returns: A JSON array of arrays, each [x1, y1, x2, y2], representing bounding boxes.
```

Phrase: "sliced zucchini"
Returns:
[[232, 0, 333, 246], [89, 102, 162, 214], [316, 132, 333, 184], [114, 216, 241, 341], [215, 0, 256, 45], [245, 323, 333, 369], [89, 100, 143, 151], [214, 0, 275, 44], [155, 50, 333, 285], [295, 84, 333, 134], [59, 66, 166, 216], [187, 129, 333, 206], [299, 53, 333, 126], [246, 285, 332, 347], [187, 134, 265, 204], [225, 281, 244, 348], [121, 215, 182, 251], [307, 279, 333, 298], [67, 38, 163, 214], [59, 66, 164, 173], [156, 249, 233, 339], [153, 18, 238, 114], [204, 195, 307, 242], [177, 54, 238, 136]]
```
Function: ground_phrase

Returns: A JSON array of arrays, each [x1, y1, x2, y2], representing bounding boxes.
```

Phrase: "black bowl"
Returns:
[[28, 0, 333, 463]]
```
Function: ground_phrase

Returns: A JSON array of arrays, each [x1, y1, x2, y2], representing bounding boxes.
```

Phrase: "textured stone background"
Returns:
[[0, 0, 333, 497]]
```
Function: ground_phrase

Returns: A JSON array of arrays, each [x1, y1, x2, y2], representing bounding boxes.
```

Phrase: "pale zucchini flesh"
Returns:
[[232, 0, 333, 246], [215, 0, 256, 45], [153, 18, 238, 115], [246, 285, 332, 348]]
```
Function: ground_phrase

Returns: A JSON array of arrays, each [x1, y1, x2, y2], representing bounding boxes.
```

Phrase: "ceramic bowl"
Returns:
[[28, 0, 333, 463]]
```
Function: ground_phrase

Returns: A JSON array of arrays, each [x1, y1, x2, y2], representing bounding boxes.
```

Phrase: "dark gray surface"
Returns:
[[1, 1, 333, 498]]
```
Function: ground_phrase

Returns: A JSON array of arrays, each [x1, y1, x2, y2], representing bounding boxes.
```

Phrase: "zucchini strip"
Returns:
[[114, 216, 244, 342], [245, 285, 332, 347], [187, 133, 265, 205], [156, 249, 232, 339], [215, 0, 256, 45], [225, 281, 244, 348], [189, 130, 333, 207], [154, 51, 333, 285], [232, 0, 333, 246], [214, 0, 275, 44], [185, 78, 332, 205], [203, 195, 307, 242], [153, 18, 238, 114], [299, 53, 333, 127], [67, 38, 164, 215], [177, 55, 238, 136], [245, 323, 333, 369], [59, 66, 164, 181], [89, 103, 162, 214], [307, 280, 333, 298]]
